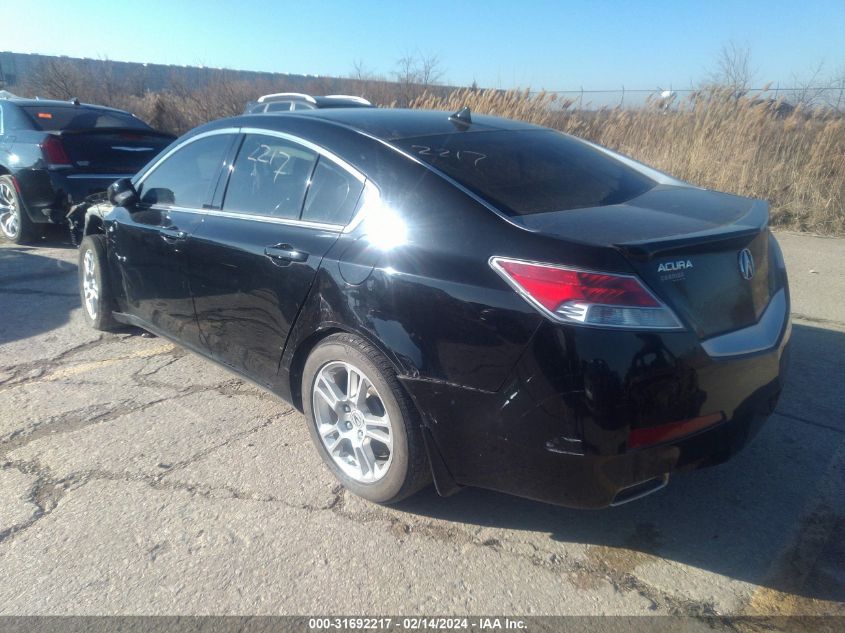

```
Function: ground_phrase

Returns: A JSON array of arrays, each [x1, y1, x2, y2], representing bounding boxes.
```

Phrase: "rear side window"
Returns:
[[394, 130, 655, 216], [223, 134, 318, 219], [301, 158, 364, 225], [21, 106, 151, 132], [139, 134, 232, 208]]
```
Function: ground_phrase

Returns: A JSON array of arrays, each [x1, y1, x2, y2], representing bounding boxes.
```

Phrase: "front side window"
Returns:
[[138, 134, 232, 208], [222, 134, 318, 218], [301, 158, 364, 225]]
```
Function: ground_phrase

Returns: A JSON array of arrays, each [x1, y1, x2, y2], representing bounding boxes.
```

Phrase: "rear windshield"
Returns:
[[394, 130, 655, 215], [21, 106, 151, 132]]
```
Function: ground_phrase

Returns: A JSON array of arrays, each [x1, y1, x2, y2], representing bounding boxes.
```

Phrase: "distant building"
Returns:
[[0, 51, 339, 94]]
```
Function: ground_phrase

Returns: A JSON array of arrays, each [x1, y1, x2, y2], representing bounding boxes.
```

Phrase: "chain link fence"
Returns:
[[528, 86, 845, 111]]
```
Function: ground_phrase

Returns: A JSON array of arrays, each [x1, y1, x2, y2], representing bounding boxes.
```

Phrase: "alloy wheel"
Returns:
[[312, 361, 394, 483], [0, 182, 19, 239], [82, 249, 99, 319]]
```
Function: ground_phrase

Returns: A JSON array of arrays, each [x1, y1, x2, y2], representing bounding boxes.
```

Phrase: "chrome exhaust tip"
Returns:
[[609, 473, 670, 506]]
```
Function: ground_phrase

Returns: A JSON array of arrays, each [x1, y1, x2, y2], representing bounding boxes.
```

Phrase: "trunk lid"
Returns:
[[514, 185, 776, 339], [55, 128, 174, 174]]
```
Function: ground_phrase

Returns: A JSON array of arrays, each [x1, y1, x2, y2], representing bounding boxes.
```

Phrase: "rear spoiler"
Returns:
[[615, 199, 770, 261]]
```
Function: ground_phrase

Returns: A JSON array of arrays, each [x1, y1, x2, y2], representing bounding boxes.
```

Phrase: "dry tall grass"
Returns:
[[20, 58, 843, 234], [411, 89, 845, 235]]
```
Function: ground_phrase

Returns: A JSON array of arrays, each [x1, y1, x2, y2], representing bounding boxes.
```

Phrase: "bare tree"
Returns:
[[350, 59, 375, 81], [826, 66, 845, 112], [392, 53, 445, 106], [418, 54, 444, 86], [21, 57, 141, 109], [704, 41, 757, 94], [392, 53, 444, 86], [393, 55, 418, 87], [788, 60, 829, 108], [24, 59, 88, 101]]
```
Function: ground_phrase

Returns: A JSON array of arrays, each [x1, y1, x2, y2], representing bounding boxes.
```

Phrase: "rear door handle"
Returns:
[[160, 227, 187, 242], [264, 244, 309, 263]]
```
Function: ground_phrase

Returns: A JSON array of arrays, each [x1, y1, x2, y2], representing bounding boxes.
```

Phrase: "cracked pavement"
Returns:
[[0, 230, 843, 618]]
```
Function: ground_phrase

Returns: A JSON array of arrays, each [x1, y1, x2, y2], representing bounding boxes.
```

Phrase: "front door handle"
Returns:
[[160, 227, 187, 242], [264, 244, 309, 263]]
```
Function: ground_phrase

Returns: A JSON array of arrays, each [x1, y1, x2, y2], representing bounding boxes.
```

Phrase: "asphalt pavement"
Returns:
[[0, 228, 842, 619]]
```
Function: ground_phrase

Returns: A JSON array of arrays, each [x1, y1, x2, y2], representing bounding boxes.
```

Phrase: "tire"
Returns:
[[0, 175, 38, 244], [302, 333, 430, 504], [78, 234, 119, 331]]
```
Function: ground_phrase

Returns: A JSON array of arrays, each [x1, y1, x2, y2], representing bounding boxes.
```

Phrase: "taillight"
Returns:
[[490, 257, 683, 329], [41, 136, 72, 167]]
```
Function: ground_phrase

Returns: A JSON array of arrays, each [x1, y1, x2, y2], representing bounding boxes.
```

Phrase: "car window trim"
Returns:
[[135, 126, 376, 233], [139, 203, 346, 232]]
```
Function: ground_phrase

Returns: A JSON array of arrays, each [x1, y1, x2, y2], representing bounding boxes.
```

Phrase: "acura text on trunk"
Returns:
[[0, 95, 174, 244], [74, 107, 790, 508]]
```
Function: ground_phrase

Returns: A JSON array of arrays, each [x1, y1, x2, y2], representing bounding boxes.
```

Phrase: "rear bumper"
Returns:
[[402, 310, 791, 509], [481, 378, 780, 508], [16, 169, 123, 223]]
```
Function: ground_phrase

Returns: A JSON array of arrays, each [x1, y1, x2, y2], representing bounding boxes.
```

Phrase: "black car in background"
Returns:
[[75, 107, 790, 508], [0, 95, 174, 243], [243, 92, 373, 114]]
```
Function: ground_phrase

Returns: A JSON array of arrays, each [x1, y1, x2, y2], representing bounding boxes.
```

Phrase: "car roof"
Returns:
[[237, 108, 545, 141]]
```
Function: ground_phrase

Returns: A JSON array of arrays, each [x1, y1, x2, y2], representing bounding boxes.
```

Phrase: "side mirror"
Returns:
[[108, 178, 138, 208]]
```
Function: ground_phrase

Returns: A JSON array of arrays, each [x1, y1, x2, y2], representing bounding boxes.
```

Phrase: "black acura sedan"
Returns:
[[75, 107, 790, 508]]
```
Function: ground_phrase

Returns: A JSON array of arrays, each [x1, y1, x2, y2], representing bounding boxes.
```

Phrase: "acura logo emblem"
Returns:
[[738, 248, 755, 280]]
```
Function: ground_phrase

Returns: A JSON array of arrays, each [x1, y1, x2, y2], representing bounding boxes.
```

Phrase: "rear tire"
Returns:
[[0, 175, 38, 245], [78, 234, 119, 331], [302, 333, 430, 504]]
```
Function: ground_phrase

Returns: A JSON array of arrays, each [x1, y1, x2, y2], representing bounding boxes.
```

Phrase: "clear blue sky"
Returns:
[[3, 0, 844, 90]]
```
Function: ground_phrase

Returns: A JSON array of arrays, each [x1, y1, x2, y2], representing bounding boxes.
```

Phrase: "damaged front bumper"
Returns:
[[66, 193, 109, 246]]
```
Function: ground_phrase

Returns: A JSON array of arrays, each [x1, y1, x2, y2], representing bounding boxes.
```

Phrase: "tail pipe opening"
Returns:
[[610, 474, 669, 506]]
